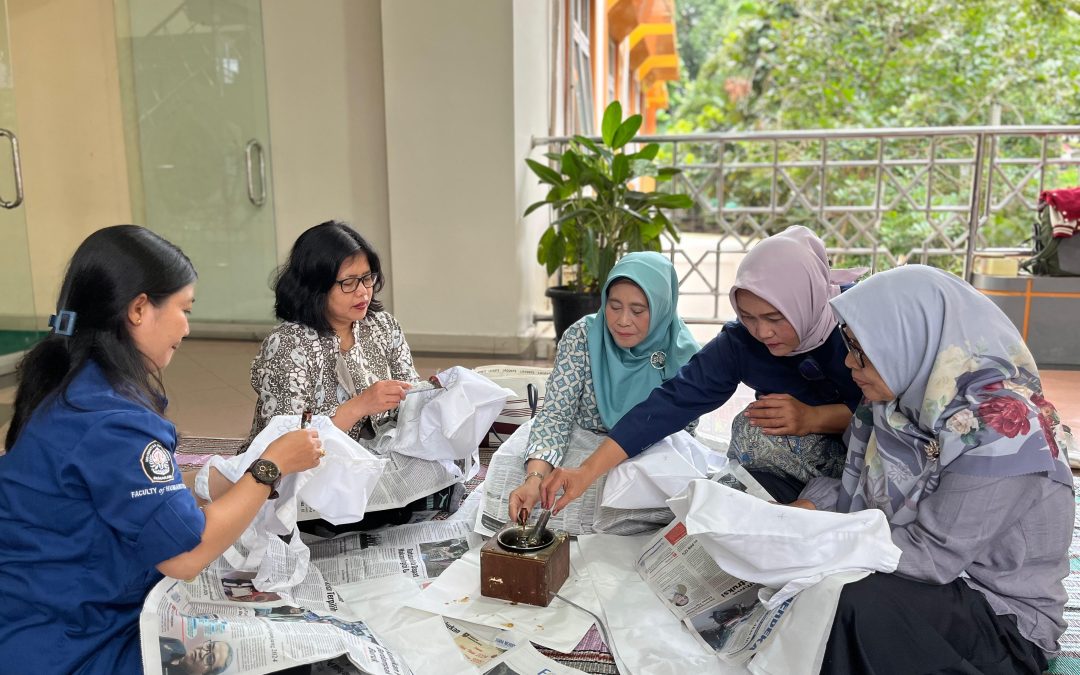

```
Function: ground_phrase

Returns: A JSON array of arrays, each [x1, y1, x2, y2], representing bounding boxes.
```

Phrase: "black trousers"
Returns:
[[821, 573, 1047, 675], [747, 468, 806, 504], [297, 485, 457, 537]]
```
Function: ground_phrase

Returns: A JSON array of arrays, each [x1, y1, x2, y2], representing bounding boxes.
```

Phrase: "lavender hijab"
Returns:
[[831, 265, 1073, 525], [729, 226, 866, 355]]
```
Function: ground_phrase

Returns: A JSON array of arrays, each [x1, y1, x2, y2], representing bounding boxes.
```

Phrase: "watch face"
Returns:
[[253, 459, 280, 483]]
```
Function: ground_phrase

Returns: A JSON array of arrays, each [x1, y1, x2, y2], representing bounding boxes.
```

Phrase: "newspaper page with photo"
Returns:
[[636, 518, 793, 665], [140, 539, 413, 675], [478, 421, 675, 537], [307, 521, 484, 585], [442, 619, 519, 668]]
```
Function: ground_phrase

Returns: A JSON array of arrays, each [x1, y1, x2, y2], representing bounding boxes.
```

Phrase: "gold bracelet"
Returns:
[[524, 470, 547, 483]]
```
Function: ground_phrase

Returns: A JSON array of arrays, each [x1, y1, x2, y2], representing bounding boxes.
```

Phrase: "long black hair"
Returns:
[[4, 225, 197, 450], [273, 220, 385, 335]]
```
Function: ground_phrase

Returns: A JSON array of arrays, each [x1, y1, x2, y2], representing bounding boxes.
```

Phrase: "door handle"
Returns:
[[0, 128, 24, 209], [244, 139, 266, 207]]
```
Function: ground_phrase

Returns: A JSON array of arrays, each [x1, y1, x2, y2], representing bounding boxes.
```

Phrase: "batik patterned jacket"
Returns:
[[247, 313, 419, 445]]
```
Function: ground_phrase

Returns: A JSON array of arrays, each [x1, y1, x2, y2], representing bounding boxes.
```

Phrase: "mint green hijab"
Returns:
[[586, 252, 700, 428]]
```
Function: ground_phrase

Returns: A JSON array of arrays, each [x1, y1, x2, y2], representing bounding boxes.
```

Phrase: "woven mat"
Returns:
[[1048, 490, 1080, 674], [538, 625, 618, 674]]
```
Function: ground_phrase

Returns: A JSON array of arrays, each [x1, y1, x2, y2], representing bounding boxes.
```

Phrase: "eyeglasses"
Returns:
[[838, 323, 867, 368], [335, 272, 378, 293], [194, 641, 219, 667]]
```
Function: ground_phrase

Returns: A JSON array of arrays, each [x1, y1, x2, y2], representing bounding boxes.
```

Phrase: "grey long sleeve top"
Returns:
[[800, 471, 1074, 652]]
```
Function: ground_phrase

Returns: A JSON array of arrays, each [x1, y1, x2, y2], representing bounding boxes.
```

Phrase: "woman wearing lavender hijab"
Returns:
[[798, 265, 1073, 673], [540, 226, 867, 507]]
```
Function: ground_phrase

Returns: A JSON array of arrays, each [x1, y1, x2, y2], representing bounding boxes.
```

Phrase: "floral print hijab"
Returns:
[[829, 265, 1073, 525]]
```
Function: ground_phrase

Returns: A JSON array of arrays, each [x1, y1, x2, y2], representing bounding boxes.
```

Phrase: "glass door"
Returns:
[[118, 0, 276, 323], [0, 0, 39, 370]]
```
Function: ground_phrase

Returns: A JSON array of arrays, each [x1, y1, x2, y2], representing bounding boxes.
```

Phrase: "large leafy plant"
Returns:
[[525, 101, 694, 294]]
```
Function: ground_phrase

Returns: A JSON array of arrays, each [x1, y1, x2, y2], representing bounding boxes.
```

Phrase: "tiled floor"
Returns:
[[1, 338, 1078, 443]]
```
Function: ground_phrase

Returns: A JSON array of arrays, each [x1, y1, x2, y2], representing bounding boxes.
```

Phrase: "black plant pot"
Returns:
[[546, 286, 601, 342]]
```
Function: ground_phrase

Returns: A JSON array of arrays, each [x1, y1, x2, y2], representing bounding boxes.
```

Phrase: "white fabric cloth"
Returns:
[[195, 414, 386, 570], [407, 545, 598, 652], [602, 431, 727, 509], [668, 480, 901, 608], [747, 570, 869, 675], [374, 366, 513, 463], [577, 533, 734, 674]]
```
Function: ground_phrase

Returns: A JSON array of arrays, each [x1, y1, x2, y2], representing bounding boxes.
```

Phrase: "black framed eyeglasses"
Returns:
[[335, 272, 378, 293], [838, 323, 867, 368]]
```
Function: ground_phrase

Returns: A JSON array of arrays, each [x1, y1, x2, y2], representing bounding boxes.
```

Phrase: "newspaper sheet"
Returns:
[[140, 537, 413, 675], [636, 518, 792, 664], [478, 420, 675, 537], [308, 520, 484, 585], [443, 619, 518, 668], [296, 452, 463, 521], [365, 452, 464, 511]]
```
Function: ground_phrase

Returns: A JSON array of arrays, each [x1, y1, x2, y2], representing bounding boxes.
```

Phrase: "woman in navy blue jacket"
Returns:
[[541, 226, 866, 507], [0, 226, 322, 674]]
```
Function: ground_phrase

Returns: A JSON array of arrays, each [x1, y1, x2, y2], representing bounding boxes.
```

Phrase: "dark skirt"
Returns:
[[821, 573, 1047, 675]]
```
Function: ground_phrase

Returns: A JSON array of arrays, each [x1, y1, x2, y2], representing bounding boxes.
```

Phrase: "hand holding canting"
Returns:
[[262, 429, 323, 475]]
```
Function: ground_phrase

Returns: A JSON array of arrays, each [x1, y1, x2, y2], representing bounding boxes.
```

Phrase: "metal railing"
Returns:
[[531, 126, 1080, 323]]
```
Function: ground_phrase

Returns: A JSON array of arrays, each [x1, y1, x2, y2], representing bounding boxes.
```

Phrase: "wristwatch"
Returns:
[[245, 459, 281, 499]]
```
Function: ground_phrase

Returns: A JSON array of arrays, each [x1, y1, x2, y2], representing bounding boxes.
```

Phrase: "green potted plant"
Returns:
[[525, 101, 693, 340]]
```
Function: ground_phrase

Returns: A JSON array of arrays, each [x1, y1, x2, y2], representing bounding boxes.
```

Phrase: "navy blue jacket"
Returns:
[[0, 362, 205, 673], [610, 322, 861, 457]]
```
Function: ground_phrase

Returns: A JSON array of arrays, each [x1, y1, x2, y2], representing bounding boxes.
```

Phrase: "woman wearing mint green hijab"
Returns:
[[509, 252, 699, 521]]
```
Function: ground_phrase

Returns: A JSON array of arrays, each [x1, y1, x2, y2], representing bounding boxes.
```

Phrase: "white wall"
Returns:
[[514, 0, 558, 329], [381, 0, 552, 353], [261, 0, 393, 310]]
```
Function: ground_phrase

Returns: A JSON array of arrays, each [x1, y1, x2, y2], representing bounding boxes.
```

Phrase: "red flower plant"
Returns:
[[978, 396, 1031, 438]]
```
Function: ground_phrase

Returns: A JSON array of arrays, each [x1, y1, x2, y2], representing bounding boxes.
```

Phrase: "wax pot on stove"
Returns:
[[480, 509, 570, 607]]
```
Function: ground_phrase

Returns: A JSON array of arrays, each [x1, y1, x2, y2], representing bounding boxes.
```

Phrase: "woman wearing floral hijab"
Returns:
[[798, 265, 1074, 674], [541, 226, 867, 509]]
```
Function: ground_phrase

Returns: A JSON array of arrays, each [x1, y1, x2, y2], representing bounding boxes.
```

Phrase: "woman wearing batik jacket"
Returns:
[[246, 221, 419, 447], [798, 265, 1074, 674]]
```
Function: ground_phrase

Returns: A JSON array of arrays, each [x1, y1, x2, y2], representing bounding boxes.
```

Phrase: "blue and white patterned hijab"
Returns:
[[830, 265, 1073, 525]]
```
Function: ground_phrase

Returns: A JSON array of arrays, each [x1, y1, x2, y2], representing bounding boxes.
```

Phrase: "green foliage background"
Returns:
[[654, 0, 1080, 271], [666, 0, 1080, 132]]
